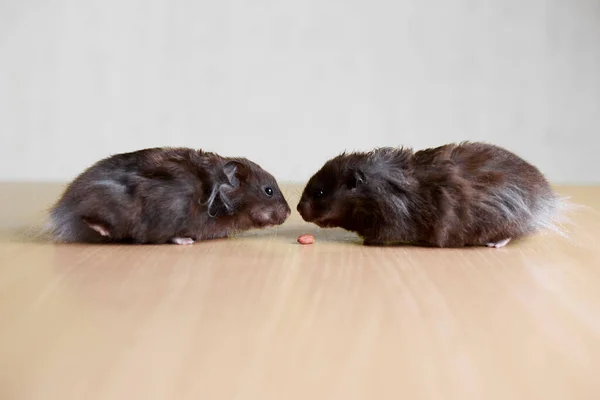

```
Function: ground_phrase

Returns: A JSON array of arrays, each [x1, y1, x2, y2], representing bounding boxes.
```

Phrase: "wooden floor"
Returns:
[[1, 183, 600, 400]]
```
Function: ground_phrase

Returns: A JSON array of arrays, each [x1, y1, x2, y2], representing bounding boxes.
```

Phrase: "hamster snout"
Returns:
[[296, 201, 312, 221], [251, 203, 291, 227], [277, 203, 292, 222], [297, 200, 332, 226]]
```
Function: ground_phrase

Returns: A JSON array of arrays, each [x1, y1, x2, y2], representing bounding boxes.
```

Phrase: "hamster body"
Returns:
[[49, 147, 291, 244], [297, 141, 563, 248]]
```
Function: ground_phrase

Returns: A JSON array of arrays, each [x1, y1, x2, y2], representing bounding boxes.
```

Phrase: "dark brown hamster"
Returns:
[[297, 141, 567, 248], [48, 147, 291, 244]]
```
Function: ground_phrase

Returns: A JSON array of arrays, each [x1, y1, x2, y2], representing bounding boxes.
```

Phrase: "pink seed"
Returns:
[[297, 234, 315, 245]]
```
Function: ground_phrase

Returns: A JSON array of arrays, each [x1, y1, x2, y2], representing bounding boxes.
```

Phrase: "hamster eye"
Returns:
[[264, 187, 274, 196], [313, 189, 324, 198]]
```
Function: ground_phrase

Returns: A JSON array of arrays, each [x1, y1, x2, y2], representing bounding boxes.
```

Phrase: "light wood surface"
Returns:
[[1, 183, 600, 400]]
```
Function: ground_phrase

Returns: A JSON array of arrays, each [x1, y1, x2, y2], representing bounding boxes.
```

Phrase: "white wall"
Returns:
[[1, 0, 599, 184]]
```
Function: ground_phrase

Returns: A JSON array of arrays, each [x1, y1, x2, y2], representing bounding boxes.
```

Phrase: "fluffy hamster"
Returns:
[[48, 147, 291, 244], [297, 141, 566, 248]]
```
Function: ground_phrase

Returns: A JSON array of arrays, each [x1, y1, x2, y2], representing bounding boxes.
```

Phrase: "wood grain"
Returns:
[[0, 183, 599, 400]]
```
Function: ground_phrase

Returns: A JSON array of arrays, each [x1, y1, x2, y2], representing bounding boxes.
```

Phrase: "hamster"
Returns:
[[48, 147, 291, 244], [297, 141, 567, 248]]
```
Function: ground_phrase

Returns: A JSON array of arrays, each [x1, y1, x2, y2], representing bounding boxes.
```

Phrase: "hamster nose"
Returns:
[[278, 205, 291, 222], [297, 202, 311, 220]]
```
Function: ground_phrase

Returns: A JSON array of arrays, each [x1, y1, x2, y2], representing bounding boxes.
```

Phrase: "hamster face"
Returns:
[[296, 155, 368, 230], [297, 148, 417, 234], [220, 159, 291, 228]]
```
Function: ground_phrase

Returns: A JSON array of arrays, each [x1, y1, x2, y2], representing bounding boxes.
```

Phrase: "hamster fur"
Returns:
[[297, 141, 571, 248], [48, 147, 291, 244]]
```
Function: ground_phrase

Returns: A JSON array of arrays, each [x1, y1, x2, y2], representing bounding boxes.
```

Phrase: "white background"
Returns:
[[1, 0, 599, 183]]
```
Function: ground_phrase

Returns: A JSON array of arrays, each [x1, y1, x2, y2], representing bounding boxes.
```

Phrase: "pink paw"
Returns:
[[486, 238, 511, 248], [87, 223, 110, 237], [171, 237, 195, 245]]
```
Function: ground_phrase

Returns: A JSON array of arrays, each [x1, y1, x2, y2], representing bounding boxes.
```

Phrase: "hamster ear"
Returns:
[[347, 168, 365, 189], [222, 160, 248, 187], [206, 183, 235, 218]]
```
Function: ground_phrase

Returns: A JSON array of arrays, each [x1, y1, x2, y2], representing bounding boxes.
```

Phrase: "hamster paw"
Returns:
[[87, 223, 111, 237], [171, 237, 195, 245], [486, 238, 511, 248]]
